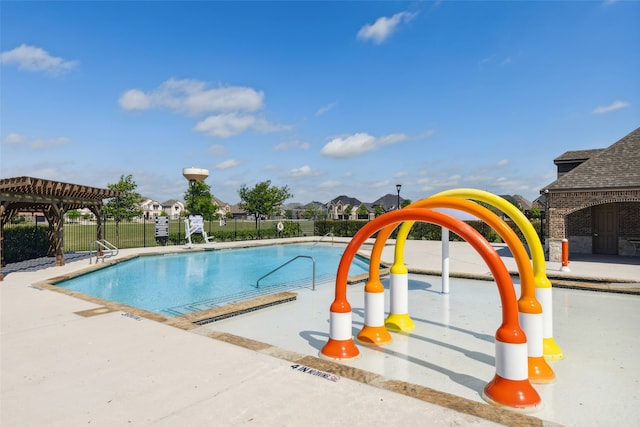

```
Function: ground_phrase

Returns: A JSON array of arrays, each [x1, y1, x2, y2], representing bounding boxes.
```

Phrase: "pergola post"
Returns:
[[44, 203, 65, 266], [89, 205, 104, 257], [0, 176, 120, 281], [0, 203, 5, 280]]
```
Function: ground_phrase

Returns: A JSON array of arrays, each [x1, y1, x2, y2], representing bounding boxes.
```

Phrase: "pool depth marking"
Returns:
[[321, 208, 541, 410]]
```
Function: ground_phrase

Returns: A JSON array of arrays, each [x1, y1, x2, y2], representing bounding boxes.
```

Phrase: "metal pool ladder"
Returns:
[[256, 255, 316, 290], [89, 239, 119, 264], [312, 232, 334, 247]]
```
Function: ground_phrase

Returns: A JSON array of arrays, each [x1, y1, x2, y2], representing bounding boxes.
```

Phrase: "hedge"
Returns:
[[3, 225, 50, 263]]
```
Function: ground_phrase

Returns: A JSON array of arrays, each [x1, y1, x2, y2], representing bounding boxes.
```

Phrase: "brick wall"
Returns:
[[546, 190, 640, 261]]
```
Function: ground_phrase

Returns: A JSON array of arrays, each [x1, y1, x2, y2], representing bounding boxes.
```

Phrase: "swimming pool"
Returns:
[[56, 243, 371, 316]]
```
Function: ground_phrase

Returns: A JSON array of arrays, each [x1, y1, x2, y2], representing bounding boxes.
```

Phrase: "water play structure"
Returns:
[[320, 190, 565, 409], [432, 189, 563, 360]]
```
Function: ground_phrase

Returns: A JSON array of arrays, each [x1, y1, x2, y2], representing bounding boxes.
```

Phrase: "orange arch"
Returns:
[[388, 197, 540, 314], [327, 208, 524, 344]]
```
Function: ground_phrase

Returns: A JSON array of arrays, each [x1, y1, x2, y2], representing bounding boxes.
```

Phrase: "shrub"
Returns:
[[3, 225, 49, 263]]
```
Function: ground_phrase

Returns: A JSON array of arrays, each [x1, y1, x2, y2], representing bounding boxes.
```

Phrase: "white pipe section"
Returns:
[[442, 227, 450, 294]]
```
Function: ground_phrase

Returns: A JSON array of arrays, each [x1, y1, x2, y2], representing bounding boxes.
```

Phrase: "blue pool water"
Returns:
[[56, 243, 370, 316]]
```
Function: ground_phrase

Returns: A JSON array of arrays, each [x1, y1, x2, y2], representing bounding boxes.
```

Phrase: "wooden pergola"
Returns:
[[0, 176, 120, 280]]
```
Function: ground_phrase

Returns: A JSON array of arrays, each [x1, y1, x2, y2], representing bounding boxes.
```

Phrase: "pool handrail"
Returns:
[[256, 255, 317, 290], [89, 239, 119, 264], [312, 232, 335, 247]]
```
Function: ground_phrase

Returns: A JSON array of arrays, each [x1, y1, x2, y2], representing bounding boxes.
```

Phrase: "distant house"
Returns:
[[541, 127, 640, 260], [229, 203, 247, 219], [161, 199, 185, 219], [140, 198, 163, 219], [499, 194, 532, 212], [212, 196, 232, 219], [371, 193, 405, 212], [327, 195, 363, 220]]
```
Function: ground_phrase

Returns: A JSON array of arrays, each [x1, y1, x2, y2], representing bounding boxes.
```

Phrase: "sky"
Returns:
[[1, 1, 639, 207]]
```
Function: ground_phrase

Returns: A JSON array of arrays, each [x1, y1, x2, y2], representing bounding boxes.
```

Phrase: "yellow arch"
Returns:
[[429, 188, 563, 359], [391, 196, 539, 310], [429, 189, 548, 284]]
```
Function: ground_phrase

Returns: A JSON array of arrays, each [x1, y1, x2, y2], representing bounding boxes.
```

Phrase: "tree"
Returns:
[[238, 180, 293, 230], [103, 174, 143, 244], [344, 205, 353, 220], [528, 207, 541, 219], [302, 204, 322, 220], [373, 204, 385, 217], [66, 209, 81, 223], [357, 204, 369, 219], [183, 180, 217, 220], [401, 199, 412, 208]]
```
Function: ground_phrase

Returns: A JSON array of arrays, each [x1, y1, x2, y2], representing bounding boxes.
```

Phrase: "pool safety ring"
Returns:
[[277, 222, 284, 232]]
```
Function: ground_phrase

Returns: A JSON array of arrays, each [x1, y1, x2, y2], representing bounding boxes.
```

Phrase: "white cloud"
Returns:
[[370, 180, 389, 189], [194, 113, 257, 138], [0, 44, 77, 73], [320, 132, 407, 158], [418, 175, 462, 191], [208, 144, 226, 155], [252, 118, 292, 133], [319, 180, 341, 189], [215, 159, 239, 169], [31, 137, 71, 149], [592, 100, 630, 114], [496, 159, 509, 167], [118, 89, 150, 110], [501, 56, 513, 65], [1, 133, 70, 149], [316, 102, 337, 116], [2, 133, 27, 145], [120, 78, 289, 139], [273, 140, 310, 151], [289, 165, 320, 178], [357, 12, 418, 44], [119, 78, 264, 115]]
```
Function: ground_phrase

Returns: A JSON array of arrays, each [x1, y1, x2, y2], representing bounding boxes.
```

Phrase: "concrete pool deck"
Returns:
[[1, 238, 639, 426]]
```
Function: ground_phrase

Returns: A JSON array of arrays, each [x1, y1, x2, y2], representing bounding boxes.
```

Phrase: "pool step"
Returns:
[[162, 273, 335, 316]]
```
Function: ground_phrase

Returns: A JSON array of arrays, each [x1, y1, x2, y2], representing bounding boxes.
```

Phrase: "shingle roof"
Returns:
[[544, 127, 640, 192], [328, 195, 362, 206], [553, 149, 604, 164], [371, 193, 404, 210], [498, 194, 532, 210]]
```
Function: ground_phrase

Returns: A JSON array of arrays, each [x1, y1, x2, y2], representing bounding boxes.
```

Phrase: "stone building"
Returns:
[[542, 127, 640, 261]]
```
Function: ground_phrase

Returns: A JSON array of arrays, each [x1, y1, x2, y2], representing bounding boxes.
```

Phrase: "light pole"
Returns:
[[396, 184, 402, 210]]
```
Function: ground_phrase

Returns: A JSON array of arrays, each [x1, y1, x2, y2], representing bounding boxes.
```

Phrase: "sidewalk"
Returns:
[[2, 239, 638, 426]]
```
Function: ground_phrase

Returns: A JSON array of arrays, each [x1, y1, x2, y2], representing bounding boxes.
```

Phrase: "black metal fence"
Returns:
[[4, 216, 537, 264], [63, 217, 316, 251], [2, 218, 316, 264]]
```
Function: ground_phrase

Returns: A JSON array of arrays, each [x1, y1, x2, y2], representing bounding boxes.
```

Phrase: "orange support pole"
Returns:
[[560, 238, 570, 272]]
